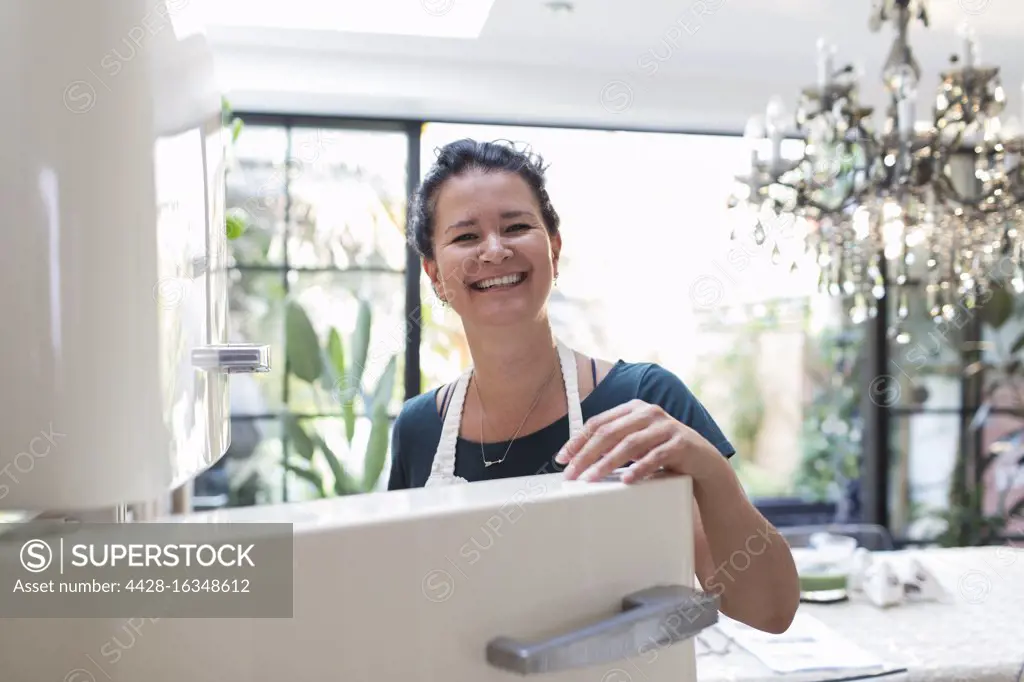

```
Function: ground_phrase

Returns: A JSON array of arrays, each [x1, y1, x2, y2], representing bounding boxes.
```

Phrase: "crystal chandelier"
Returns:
[[729, 0, 1024, 342]]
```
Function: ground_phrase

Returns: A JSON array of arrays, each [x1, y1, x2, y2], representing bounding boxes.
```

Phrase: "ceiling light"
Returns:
[[190, 0, 496, 39], [544, 1, 574, 14]]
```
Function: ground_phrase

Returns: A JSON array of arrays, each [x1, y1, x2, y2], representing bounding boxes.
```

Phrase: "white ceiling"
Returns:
[[204, 0, 1024, 132]]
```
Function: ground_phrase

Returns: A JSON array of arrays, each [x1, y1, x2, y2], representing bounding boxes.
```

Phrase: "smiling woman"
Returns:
[[389, 138, 800, 634]]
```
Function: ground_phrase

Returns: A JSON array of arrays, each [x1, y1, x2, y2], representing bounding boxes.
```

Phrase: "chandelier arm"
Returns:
[[782, 163, 886, 215], [932, 172, 1016, 214], [772, 182, 854, 216], [972, 195, 1019, 213], [771, 140, 873, 216], [825, 127, 885, 209], [929, 128, 976, 209]]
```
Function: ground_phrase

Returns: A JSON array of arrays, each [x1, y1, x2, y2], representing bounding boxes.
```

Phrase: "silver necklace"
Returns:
[[474, 360, 559, 467]]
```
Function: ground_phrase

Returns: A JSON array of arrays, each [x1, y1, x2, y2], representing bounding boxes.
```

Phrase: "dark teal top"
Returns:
[[387, 359, 735, 490]]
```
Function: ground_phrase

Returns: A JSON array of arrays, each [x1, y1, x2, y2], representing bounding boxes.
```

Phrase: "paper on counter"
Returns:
[[713, 612, 887, 674]]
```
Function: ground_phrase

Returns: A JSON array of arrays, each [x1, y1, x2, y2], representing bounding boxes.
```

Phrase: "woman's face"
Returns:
[[424, 169, 560, 328]]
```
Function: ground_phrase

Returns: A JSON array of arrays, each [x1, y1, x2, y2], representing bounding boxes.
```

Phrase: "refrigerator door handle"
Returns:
[[192, 344, 271, 373], [486, 584, 719, 675]]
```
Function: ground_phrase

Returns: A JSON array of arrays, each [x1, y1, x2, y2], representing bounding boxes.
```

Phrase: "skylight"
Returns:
[[186, 0, 496, 39]]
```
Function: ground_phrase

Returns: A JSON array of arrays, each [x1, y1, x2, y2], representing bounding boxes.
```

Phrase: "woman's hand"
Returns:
[[554, 399, 725, 484], [556, 399, 800, 634]]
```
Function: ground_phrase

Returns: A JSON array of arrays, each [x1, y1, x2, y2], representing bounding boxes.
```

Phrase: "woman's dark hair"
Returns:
[[408, 138, 561, 260]]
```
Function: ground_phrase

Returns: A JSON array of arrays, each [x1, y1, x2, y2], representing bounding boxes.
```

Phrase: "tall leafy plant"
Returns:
[[283, 300, 396, 497]]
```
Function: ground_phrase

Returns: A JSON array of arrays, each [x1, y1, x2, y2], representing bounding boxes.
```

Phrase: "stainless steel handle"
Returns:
[[486, 585, 718, 675], [192, 344, 271, 373]]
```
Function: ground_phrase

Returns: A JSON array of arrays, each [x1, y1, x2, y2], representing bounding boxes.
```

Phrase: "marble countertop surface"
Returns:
[[697, 546, 1024, 682]]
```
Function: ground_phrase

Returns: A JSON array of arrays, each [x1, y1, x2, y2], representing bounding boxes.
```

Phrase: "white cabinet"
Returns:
[[1, 473, 716, 681]]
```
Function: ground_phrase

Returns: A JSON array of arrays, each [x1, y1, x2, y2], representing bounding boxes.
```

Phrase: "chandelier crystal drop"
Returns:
[[728, 0, 1024, 342]]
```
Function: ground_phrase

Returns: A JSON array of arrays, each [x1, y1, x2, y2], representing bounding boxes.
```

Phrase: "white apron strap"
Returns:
[[424, 338, 585, 487], [556, 339, 585, 440], [424, 367, 472, 486]]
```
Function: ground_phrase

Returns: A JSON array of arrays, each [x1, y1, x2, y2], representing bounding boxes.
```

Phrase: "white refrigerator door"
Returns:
[[0, 473, 717, 681]]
